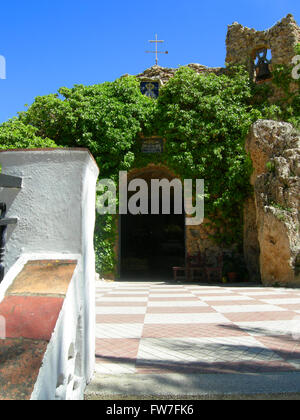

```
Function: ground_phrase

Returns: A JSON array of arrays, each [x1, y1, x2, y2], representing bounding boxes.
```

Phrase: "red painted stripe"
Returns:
[[0, 295, 64, 341]]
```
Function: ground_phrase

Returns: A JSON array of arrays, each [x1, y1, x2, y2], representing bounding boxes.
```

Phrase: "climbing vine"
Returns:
[[0, 119, 58, 150], [252, 44, 300, 128], [0, 60, 299, 275]]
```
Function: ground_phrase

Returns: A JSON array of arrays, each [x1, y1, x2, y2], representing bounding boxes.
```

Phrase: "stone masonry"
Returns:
[[135, 63, 224, 86], [226, 14, 300, 71]]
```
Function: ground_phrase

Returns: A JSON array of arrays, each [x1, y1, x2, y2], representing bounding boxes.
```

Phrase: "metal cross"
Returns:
[[146, 34, 168, 65]]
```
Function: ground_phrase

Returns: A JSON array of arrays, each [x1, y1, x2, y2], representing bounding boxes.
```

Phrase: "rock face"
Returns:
[[243, 196, 261, 283], [245, 120, 300, 286], [127, 64, 224, 85]]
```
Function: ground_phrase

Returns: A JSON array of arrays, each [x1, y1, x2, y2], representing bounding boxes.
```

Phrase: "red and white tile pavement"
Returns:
[[95, 282, 300, 376]]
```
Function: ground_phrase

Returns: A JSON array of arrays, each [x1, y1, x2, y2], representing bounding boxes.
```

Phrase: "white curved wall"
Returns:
[[0, 149, 99, 398], [0, 149, 98, 271]]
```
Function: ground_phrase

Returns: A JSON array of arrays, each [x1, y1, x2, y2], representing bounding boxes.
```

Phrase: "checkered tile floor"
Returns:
[[95, 281, 300, 375]]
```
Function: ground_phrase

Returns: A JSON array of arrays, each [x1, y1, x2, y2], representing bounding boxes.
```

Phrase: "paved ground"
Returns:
[[88, 281, 300, 399]]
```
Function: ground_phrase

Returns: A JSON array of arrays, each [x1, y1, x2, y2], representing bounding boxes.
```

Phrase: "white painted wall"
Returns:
[[30, 254, 85, 400], [0, 149, 99, 400], [0, 149, 98, 271]]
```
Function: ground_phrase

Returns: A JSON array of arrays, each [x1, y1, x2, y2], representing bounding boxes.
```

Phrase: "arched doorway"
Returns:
[[120, 165, 185, 280]]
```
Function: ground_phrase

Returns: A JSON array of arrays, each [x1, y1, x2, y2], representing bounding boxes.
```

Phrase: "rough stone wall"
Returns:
[[131, 63, 223, 85], [226, 14, 300, 70], [243, 196, 261, 282], [186, 220, 218, 257], [245, 120, 300, 286]]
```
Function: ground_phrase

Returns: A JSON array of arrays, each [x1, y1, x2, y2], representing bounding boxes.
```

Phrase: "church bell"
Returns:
[[255, 49, 272, 82]]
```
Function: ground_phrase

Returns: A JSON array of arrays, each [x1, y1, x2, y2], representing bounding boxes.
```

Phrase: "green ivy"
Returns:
[[252, 44, 300, 128], [0, 118, 58, 150], [94, 213, 118, 275], [0, 62, 298, 275]]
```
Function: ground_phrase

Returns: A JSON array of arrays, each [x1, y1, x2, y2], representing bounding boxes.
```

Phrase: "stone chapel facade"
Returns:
[[115, 14, 300, 286]]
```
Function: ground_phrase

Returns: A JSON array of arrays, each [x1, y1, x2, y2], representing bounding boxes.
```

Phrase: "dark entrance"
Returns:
[[120, 168, 185, 280], [121, 212, 185, 280]]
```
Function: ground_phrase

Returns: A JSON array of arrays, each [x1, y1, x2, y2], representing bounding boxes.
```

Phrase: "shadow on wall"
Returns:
[[0, 188, 20, 243]]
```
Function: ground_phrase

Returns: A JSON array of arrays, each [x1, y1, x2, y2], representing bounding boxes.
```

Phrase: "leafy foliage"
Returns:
[[0, 119, 57, 150], [94, 214, 118, 275], [251, 44, 300, 129], [20, 77, 156, 180], [153, 66, 258, 245], [0, 62, 298, 274]]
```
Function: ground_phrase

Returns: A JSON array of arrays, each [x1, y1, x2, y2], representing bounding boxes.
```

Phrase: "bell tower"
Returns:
[[225, 14, 300, 82]]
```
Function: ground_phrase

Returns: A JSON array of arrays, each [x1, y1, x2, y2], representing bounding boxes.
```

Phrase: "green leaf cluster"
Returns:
[[0, 118, 57, 150], [0, 63, 298, 275], [19, 77, 156, 180]]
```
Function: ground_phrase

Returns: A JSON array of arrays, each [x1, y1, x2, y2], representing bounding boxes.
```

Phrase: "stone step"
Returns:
[[84, 372, 300, 400]]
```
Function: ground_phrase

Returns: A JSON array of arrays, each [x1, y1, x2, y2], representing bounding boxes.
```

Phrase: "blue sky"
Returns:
[[0, 0, 299, 123]]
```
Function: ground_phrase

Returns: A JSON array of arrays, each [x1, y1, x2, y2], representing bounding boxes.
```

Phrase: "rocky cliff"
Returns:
[[245, 120, 300, 286]]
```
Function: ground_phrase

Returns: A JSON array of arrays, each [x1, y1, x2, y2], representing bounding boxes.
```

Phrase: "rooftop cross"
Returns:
[[146, 34, 168, 66]]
